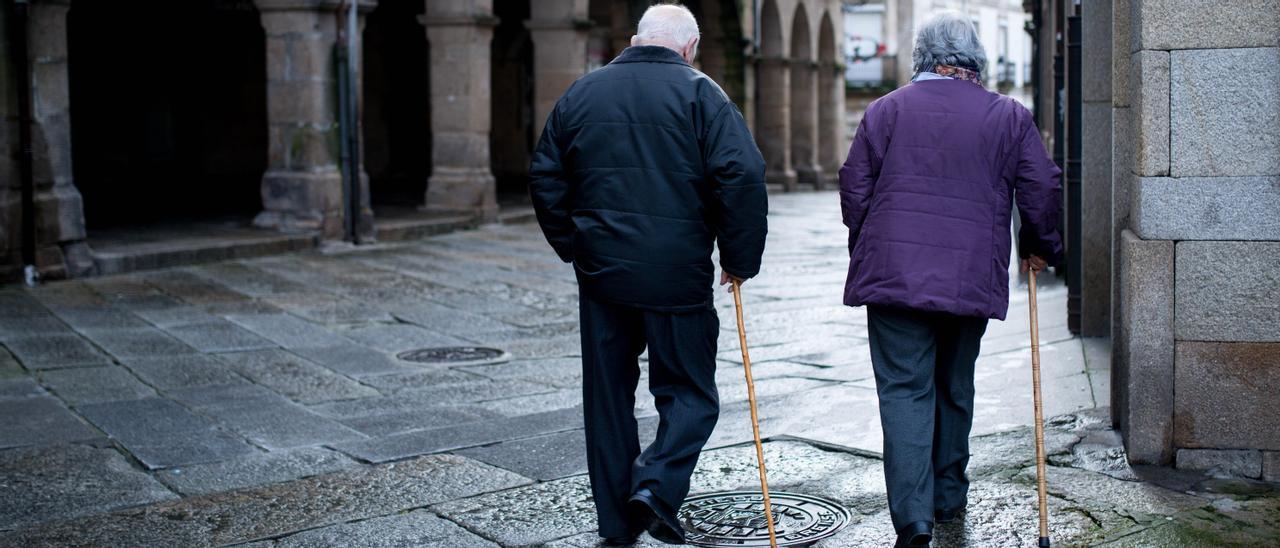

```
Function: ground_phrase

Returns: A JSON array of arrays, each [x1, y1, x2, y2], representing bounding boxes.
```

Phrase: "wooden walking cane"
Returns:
[[731, 279, 779, 548], [1028, 269, 1050, 547]]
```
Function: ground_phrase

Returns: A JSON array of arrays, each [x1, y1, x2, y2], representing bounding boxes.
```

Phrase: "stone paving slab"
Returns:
[[120, 354, 250, 390], [0, 313, 73, 341], [218, 349, 378, 403], [129, 305, 221, 328], [224, 314, 345, 349], [340, 323, 470, 353], [186, 394, 366, 451], [332, 407, 584, 463], [38, 366, 158, 404], [0, 376, 45, 399], [77, 397, 256, 469], [309, 379, 557, 419], [259, 292, 396, 325], [0, 444, 178, 531], [459, 358, 584, 389], [271, 509, 498, 547], [357, 367, 490, 394], [77, 328, 197, 359], [163, 320, 277, 353], [2, 333, 113, 370], [52, 306, 152, 330], [0, 455, 530, 546], [335, 405, 502, 438], [289, 344, 417, 378], [156, 447, 357, 497], [0, 397, 101, 449], [454, 419, 659, 482]]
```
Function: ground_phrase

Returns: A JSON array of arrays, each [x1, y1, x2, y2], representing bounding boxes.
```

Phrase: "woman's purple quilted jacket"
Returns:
[[838, 78, 1063, 320]]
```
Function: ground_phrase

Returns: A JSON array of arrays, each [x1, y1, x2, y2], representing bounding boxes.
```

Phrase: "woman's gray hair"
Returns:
[[911, 11, 987, 75]]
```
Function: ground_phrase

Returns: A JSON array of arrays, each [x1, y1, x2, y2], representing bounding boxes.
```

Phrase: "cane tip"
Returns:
[[1039, 537, 1050, 548]]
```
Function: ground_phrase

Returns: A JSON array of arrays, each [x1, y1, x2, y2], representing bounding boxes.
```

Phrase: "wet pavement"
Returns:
[[1, 191, 1276, 546]]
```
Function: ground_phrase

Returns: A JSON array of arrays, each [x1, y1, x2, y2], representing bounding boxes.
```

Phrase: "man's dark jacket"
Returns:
[[530, 45, 768, 312]]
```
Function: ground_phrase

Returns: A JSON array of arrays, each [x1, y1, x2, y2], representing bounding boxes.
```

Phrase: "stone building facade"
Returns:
[[0, 0, 845, 281], [1058, 0, 1279, 478]]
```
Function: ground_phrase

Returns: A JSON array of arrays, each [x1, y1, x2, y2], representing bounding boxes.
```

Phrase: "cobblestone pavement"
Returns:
[[2, 192, 1276, 546]]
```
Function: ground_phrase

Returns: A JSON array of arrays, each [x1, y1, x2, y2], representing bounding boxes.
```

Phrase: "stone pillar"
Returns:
[[817, 60, 844, 188], [254, 0, 376, 239], [893, 0, 914, 86], [21, 0, 91, 279], [1080, 0, 1112, 337], [1116, 0, 1280, 470], [790, 61, 821, 187], [422, 0, 497, 220], [757, 57, 796, 190], [526, 0, 589, 139]]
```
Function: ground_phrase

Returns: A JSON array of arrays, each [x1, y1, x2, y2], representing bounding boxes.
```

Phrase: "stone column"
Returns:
[[757, 57, 796, 190], [790, 60, 821, 187], [22, 0, 91, 278], [422, 0, 497, 220], [817, 60, 844, 188], [254, 0, 376, 239], [526, 0, 589, 138], [893, 0, 914, 86]]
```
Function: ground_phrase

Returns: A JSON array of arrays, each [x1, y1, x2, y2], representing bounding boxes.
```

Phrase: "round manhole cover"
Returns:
[[679, 491, 851, 547], [396, 347, 509, 366]]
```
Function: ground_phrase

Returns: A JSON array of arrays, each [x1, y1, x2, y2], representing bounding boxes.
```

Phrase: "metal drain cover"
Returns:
[[679, 491, 851, 547], [396, 347, 509, 366]]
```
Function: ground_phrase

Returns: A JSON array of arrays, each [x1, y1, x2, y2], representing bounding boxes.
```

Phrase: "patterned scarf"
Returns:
[[934, 64, 983, 86]]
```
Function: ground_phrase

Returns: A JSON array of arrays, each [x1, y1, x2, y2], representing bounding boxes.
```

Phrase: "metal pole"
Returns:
[[10, 0, 39, 286]]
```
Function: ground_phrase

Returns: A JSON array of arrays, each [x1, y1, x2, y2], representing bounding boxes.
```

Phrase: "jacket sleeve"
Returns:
[[705, 102, 768, 279], [529, 102, 575, 263], [1013, 116, 1064, 265], [838, 111, 882, 257]]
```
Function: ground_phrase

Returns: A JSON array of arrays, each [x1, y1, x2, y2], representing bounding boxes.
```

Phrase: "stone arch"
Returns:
[[789, 2, 820, 186], [68, 1, 268, 229], [756, 0, 796, 189], [817, 9, 844, 187]]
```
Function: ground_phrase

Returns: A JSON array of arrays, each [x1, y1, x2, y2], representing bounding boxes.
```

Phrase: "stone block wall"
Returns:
[[1113, 0, 1280, 475]]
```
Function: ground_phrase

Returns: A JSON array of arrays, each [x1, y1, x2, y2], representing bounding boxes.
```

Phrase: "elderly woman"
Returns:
[[838, 11, 1062, 547]]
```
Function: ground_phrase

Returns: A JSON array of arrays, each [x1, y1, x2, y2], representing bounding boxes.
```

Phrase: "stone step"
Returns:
[[90, 223, 318, 277]]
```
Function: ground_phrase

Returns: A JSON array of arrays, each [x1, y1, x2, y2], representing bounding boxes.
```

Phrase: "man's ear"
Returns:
[[683, 37, 700, 62], [630, 35, 640, 47]]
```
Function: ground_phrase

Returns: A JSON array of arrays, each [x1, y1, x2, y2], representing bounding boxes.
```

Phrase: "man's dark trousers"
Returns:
[[867, 305, 989, 532], [579, 295, 720, 538]]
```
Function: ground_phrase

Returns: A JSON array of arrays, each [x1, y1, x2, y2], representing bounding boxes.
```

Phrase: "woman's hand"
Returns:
[[1020, 255, 1048, 274]]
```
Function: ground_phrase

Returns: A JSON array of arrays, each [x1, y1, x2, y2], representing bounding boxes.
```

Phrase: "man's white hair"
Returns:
[[635, 4, 700, 48]]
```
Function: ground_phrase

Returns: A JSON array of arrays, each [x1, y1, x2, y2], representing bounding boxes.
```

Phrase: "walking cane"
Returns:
[[731, 279, 779, 548], [1028, 269, 1050, 547]]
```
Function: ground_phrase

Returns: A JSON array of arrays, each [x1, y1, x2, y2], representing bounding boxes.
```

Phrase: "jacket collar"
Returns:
[[610, 45, 690, 66]]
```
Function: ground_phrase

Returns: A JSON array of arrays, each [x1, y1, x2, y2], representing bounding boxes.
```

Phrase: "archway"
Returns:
[[817, 10, 843, 186], [363, 0, 430, 208], [756, 0, 795, 189], [789, 3, 819, 186], [67, 0, 267, 229], [490, 0, 535, 200]]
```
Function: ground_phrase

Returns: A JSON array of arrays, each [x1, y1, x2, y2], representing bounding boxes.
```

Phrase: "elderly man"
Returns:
[[839, 11, 1062, 547], [529, 4, 767, 545]]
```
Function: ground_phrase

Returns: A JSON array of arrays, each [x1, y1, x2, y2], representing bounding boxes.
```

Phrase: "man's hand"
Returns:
[[720, 271, 744, 293], [1020, 255, 1048, 274]]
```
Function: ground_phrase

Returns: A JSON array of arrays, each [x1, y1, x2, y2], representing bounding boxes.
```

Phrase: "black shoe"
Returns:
[[935, 507, 966, 524], [895, 520, 933, 547], [600, 536, 639, 546], [627, 489, 686, 545]]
